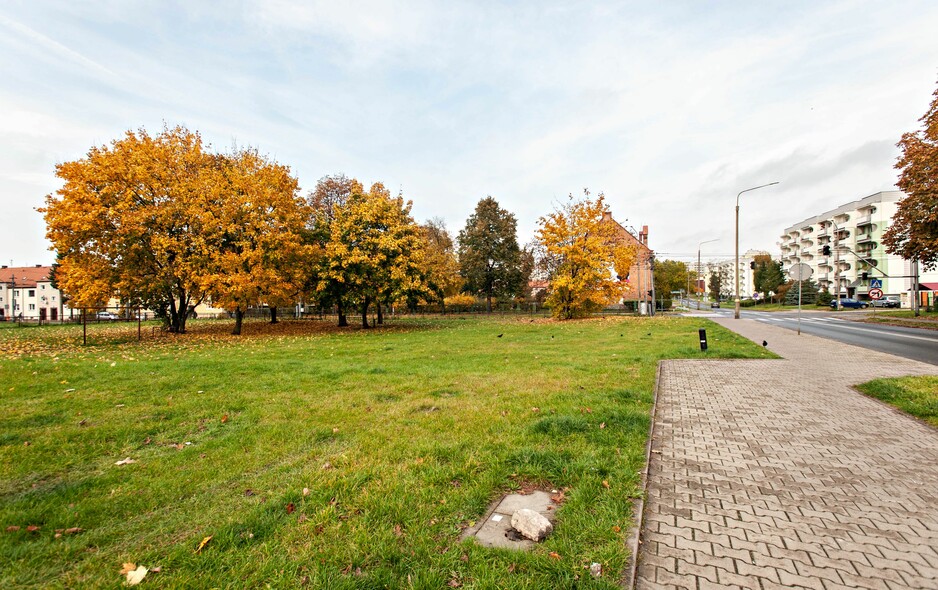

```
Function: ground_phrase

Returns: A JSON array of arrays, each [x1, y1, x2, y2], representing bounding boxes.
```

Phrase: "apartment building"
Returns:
[[0, 265, 68, 321], [779, 191, 937, 306]]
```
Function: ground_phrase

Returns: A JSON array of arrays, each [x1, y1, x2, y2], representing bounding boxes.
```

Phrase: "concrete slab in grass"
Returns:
[[462, 490, 557, 550]]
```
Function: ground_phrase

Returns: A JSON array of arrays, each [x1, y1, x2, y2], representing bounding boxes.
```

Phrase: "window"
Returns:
[[29, 304, 35, 311], [28, 289, 35, 297]]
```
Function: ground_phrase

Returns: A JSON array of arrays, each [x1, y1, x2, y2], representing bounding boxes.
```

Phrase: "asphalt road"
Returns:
[[680, 301, 938, 366]]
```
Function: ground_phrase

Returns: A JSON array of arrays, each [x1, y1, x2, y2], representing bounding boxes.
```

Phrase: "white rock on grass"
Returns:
[[510, 509, 553, 542]]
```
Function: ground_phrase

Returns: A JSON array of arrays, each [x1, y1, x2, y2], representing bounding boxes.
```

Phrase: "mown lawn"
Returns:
[[856, 375, 938, 428], [0, 315, 771, 589]]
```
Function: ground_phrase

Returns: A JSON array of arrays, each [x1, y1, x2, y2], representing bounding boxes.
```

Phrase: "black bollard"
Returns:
[[699, 328, 708, 351]]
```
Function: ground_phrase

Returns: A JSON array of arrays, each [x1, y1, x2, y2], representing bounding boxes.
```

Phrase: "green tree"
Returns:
[[884, 79, 938, 270], [784, 278, 819, 305], [458, 197, 524, 312], [653, 259, 690, 300], [753, 255, 785, 300]]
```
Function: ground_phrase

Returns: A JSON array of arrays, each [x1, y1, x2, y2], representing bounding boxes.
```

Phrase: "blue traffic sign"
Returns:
[[870, 278, 882, 289]]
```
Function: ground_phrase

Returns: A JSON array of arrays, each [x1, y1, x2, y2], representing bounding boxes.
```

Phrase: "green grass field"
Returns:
[[0, 315, 772, 588], [856, 376, 938, 428]]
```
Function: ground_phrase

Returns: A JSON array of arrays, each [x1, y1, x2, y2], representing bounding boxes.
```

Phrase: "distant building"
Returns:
[[0, 265, 68, 321], [779, 191, 938, 307], [600, 212, 654, 303]]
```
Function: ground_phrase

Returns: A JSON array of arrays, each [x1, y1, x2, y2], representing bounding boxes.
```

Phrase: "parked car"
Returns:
[[710, 301, 720, 309], [829, 298, 868, 309], [96, 311, 120, 320], [870, 295, 900, 308]]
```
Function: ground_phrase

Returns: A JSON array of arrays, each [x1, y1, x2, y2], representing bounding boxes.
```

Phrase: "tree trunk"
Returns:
[[486, 292, 493, 314], [361, 297, 371, 329], [337, 300, 348, 327], [376, 301, 383, 325], [270, 306, 278, 324], [232, 307, 243, 335], [168, 298, 180, 333], [441, 296, 446, 316]]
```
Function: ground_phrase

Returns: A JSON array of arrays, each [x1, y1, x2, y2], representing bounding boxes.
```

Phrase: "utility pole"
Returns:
[[912, 258, 920, 317]]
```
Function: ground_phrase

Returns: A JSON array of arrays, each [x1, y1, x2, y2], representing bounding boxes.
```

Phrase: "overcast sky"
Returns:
[[2, 1, 937, 266]]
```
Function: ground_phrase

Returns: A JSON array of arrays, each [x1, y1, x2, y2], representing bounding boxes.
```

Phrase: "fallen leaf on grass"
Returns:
[[548, 551, 561, 560], [507, 563, 517, 573], [195, 535, 212, 553], [115, 458, 136, 466], [221, 414, 228, 423], [286, 503, 295, 514], [244, 489, 255, 496], [599, 422, 606, 429], [321, 462, 333, 470], [393, 524, 404, 537], [602, 480, 610, 489], [125, 565, 148, 586], [302, 487, 310, 496], [27, 525, 40, 532], [120, 563, 137, 575], [612, 525, 621, 533], [6, 526, 20, 532]]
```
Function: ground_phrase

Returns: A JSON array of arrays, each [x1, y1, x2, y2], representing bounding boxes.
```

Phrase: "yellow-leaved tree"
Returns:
[[536, 192, 635, 319], [321, 183, 430, 327], [42, 126, 221, 333], [201, 149, 311, 335]]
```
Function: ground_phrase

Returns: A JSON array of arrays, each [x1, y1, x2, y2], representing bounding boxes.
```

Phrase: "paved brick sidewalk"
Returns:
[[636, 317, 938, 590]]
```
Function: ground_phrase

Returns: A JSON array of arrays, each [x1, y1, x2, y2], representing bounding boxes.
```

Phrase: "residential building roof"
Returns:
[[0, 266, 53, 288]]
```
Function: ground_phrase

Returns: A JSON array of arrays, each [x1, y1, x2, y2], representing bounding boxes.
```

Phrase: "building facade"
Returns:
[[600, 212, 654, 303], [0, 265, 68, 321], [779, 191, 937, 306]]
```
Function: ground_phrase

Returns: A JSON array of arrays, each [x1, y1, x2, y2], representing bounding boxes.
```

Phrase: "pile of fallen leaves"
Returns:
[[0, 317, 437, 360]]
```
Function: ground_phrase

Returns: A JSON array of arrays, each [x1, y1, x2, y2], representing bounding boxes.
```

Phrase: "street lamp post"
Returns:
[[735, 182, 779, 319], [697, 238, 719, 310]]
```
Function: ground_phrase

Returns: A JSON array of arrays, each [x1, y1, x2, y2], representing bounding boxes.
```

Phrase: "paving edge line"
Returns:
[[620, 359, 663, 589]]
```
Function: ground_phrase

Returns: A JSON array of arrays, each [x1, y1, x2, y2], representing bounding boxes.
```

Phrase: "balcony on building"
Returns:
[[833, 212, 850, 223], [856, 233, 873, 244], [856, 213, 873, 227], [816, 226, 829, 237]]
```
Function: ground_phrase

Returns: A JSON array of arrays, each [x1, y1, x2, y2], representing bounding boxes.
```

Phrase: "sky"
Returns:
[[2, 0, 938, 266]]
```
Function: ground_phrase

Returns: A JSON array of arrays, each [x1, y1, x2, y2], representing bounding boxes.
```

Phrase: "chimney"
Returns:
[[1, 265, 6, 269], [35, 264, 42, 268], [601, 211, 612, 221], [640, 225, 649, 245]]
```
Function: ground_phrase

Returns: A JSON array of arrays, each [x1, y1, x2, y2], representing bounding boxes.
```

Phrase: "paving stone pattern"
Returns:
[[637, 318, 938, 590]]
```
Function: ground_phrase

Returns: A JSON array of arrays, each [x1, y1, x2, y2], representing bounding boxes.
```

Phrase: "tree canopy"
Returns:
[[653, 259, 689, 300], [883, 79, 938, 271], [43, 126, 223, 332], [457, 197, 524, 312], [753, 255, 785, 299], [536, 192, 635, 319]]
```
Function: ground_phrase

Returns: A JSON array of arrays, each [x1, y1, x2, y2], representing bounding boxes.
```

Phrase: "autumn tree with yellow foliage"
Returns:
[[536, 192, 635, 319], [200, 149, 311, 335], [42, 126, 221, 333], [321, 183, 430, 327], [42, 126, 310, 334]]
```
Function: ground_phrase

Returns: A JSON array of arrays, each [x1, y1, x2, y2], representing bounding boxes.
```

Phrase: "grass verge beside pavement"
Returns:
[[856, 376, 938, 428], [0, 315, 772, 588]]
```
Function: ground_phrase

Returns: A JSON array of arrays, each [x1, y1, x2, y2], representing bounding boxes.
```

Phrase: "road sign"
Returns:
[[869, 288, 884, 300], [870, 278, 882, 289], [789, 263, 813, 281]]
